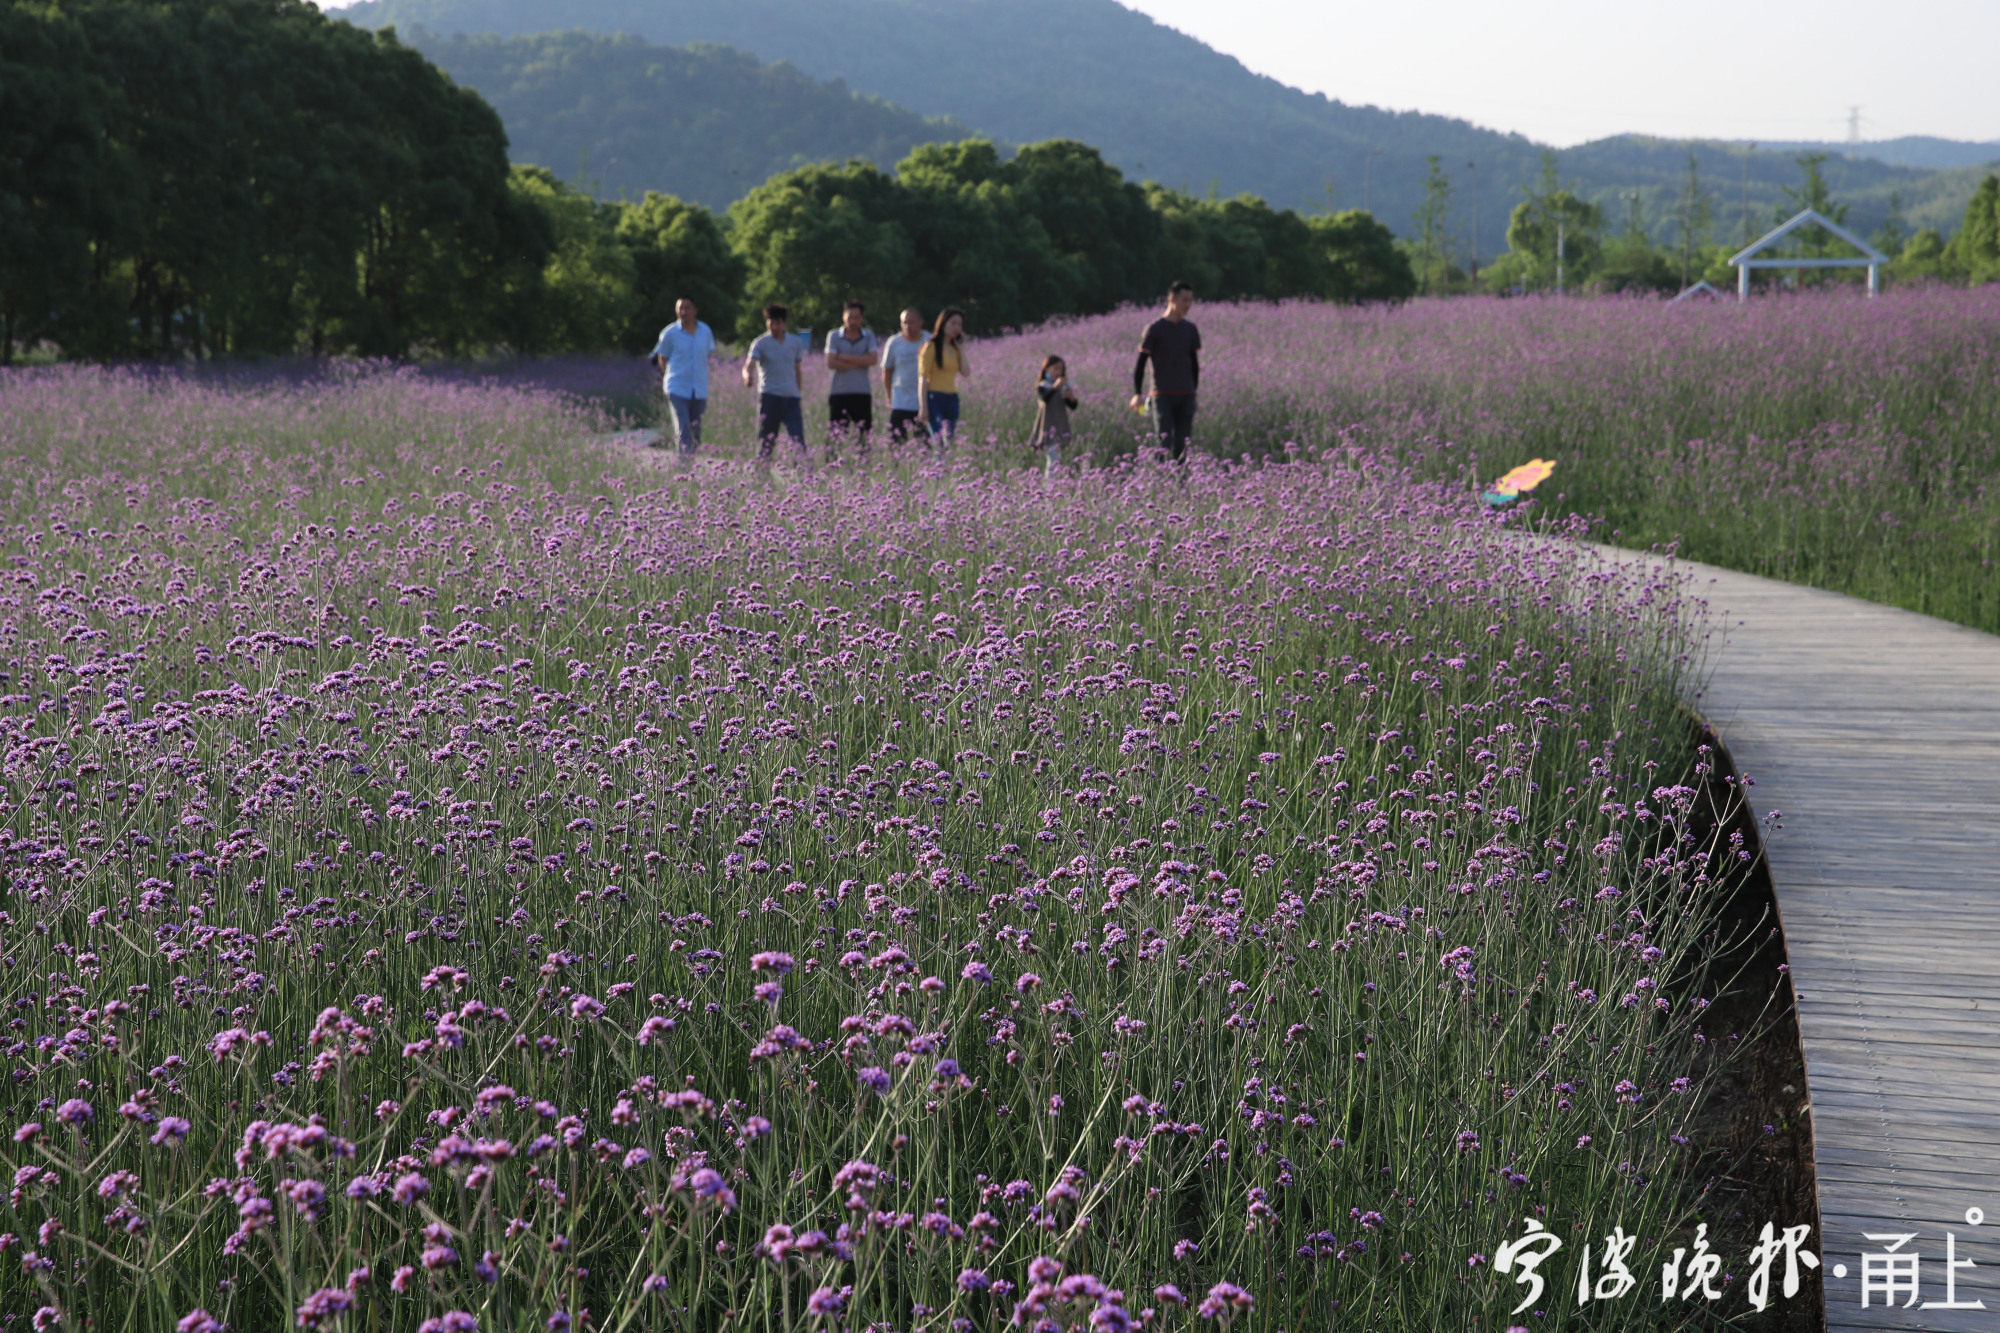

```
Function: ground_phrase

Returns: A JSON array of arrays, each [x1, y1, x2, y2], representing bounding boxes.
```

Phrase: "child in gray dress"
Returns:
[[1028, 355, 1080, 476]]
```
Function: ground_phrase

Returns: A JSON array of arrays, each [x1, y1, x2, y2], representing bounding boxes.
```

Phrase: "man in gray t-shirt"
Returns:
[[823, 299, 880, 459], [741, 302, 807, 464]]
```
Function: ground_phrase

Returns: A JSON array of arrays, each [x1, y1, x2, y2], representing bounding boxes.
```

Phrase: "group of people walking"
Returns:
[[648, 283, 1200, 474]]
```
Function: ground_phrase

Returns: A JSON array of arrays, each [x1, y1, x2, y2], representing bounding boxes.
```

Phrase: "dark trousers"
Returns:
[[828, 393, 873, 455], [757, 393, 805, 462], [887, 408, 922, 445], [1150, 394, 1197, 461]]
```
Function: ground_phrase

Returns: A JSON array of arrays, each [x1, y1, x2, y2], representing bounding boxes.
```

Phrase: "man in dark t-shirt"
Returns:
[[1130, 281, 1201, 462]]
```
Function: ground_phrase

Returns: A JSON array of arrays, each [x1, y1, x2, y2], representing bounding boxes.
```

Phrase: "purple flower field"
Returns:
[[592, 286, 2000, 631], [0, 352, 1751, 1330]]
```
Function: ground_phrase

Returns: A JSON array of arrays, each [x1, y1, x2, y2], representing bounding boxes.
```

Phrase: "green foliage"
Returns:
[[1776, 152, 1848, 233], [0, 0, 542, 360], [723, 159, 916, 341], [1891, 228, 1955, 283], [1871, 190, 1909, 258], [1307, 210, 1416, 303], [1950, 175, 2000, 284], [0, 1, 134, 364], [611, 191, 745, 352], [1593, 237, 1680, 295], [1003, 139, 1164, 315], [407, 29, 968, 211], [722, 139, 1407, 343], [1763, 153, 1866, 289], [1498, 157, 1604, 292], [891, 139, 1079, 332], [1143, 189, 1328, 302], [503, 166, 637, 353], [1409, 156, 1453, 294], [1672, 153, 1714, 289]]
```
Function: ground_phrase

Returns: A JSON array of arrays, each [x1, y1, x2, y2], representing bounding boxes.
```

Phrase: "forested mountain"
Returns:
[[407, 30, 968, 210], [342, 0, 1546, 236], [344, 0, 1992, 250], [1736, 137, 2000, 171]]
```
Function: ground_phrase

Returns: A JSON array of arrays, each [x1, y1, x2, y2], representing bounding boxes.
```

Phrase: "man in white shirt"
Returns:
[[649, 297, 715, 464], [878, 306, 930, 449]]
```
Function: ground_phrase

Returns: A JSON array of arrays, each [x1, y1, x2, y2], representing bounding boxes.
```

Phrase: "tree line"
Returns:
[[10, 0, 1987, 366], [1413, 151, 2000, 297], [0, 0, 1414, 364], [1, 0, 546, 363]]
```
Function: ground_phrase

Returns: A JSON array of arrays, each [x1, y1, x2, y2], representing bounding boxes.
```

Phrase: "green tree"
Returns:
[[1871, 189, 1909, 259], [892, 139, 1077, 331], [1673, 153, 1713, 289], [1890, 228, 1955, 283], [724, 159, 914, 342], [1946, 175, 2000, 285], [1497, 151, 1600, 293], [1595, 190, 1675, 295], [340, 26, 549, 356], [1770, 152, 1860, 285], [1594, 239, 1678, 295], [1410, 155, 1452, 294], [0, 1, 135, 363], [1213, 195, 1326, 299], [1501, 194, 1601, 293], [1777, 152, 1846, 231], [5, 0, 540, 359], [612, 191, 744, 352], [502, 166, 636, 353], [1306, 210, 1415, 303], [1004, 139, 1162, 314]]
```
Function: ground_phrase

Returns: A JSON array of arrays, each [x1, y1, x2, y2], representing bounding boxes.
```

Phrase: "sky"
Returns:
[[1119, 0, 2000, 148]]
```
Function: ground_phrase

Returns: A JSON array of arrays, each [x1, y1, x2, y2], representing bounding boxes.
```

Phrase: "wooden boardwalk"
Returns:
[[1673, 556, 2000, 1330]]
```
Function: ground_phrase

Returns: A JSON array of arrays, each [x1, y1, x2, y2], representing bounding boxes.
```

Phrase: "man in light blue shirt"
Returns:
[[649, 297, 716, 462]]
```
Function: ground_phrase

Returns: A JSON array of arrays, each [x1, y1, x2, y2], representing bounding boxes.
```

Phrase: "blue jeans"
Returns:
[[667, 394, 707, 452], [926, 390, 960, 442], [757, 393, 805, 460]]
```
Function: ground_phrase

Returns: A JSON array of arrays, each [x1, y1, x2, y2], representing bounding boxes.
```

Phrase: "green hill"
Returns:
[[405, 29, 969, 210], [341, 0, 1550, 237], [1737, 136, 2000, 171], [341, 0, 1992, 249]]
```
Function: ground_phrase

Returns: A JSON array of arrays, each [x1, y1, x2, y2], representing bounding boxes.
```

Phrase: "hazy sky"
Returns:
[[1119, 0, 2000, 147]]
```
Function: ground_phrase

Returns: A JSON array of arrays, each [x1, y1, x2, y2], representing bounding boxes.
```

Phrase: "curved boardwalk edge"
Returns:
[[1617, 550, 2000, 1332]]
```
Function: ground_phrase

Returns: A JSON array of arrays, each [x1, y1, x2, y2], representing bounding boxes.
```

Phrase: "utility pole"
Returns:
[[1846, 106, 1862, 158], [1556, 218, 1565, 296]]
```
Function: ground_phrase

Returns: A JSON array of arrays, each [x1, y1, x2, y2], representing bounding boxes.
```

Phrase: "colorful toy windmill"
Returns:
[[1483, 458, 1556, 506]]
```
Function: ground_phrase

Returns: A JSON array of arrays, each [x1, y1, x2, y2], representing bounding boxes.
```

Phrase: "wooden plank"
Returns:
[[1598, 550, 2000, 1333]]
